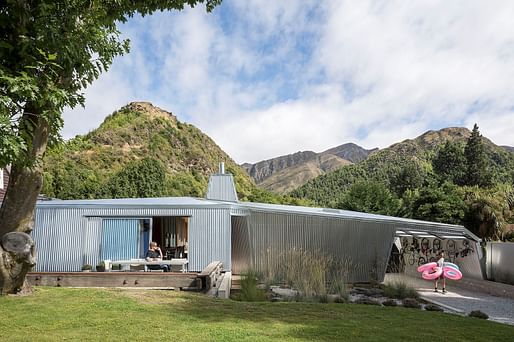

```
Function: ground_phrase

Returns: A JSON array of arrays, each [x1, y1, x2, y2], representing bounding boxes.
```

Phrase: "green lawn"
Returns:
[[1, 287, 513, 341]]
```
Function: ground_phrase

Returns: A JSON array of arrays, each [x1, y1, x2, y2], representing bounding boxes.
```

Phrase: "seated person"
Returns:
[[145, 242, 170, 272]]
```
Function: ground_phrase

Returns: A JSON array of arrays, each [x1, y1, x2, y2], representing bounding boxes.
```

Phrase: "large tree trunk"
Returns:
[[0, 107, 49, 294]]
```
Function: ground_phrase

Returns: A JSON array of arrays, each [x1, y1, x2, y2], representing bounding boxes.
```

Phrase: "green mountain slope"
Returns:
[[42, 102, 293, 203], [291, 127, 514, 208]]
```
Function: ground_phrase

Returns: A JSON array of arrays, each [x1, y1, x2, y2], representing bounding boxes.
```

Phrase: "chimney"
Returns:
[[206, 161, 238, 202]]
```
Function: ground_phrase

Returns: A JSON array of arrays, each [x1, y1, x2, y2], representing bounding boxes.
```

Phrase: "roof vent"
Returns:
[[219, 162, 225, 174]]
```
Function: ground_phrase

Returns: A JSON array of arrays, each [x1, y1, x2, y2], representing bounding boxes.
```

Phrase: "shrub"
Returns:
[[384, 281, 419, 299], [329, 278, 349, 302], [81, 264, 92, 271], [236, 269, 267, 302], [425, 304, 444, 312], [280, 249, 332, 300], [402, 298, 421, 309], [468, 310, 489, 319], [96, 261, 106, 272]]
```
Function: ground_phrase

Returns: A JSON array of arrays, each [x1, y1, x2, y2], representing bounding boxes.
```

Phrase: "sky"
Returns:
[[62, 0, 514, 164]]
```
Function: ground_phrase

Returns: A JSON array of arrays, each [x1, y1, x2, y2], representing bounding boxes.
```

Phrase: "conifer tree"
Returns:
[[433, 141, 466, 185], [464, 124, 491, 187]]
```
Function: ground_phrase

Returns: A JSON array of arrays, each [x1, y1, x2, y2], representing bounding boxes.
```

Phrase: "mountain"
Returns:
[[291, 127, 514, 207], [42, 102, 260, 201], [502, 146, 514, 153], [243, 143, 377, 193]]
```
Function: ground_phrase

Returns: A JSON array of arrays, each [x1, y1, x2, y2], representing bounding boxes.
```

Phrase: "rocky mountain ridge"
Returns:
[[243, 143, 377, 193]]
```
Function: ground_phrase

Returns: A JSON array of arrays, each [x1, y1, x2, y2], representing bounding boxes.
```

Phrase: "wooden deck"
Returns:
[[27, 272, 200, 290], [27, 261, 225, 294]]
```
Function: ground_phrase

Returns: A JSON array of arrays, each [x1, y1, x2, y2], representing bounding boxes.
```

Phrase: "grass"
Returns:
[[1, 287, 514, 341]]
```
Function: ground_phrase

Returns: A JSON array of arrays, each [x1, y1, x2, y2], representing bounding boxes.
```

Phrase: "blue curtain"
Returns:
[[100, 219, 140, 260]]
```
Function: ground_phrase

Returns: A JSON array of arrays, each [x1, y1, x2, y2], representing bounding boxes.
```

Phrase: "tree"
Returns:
[[0, 0, 221, 295], [464, 124, 492, 187], [432, 141, 466, 185], [463, 185, 514, 240], [337, 180, 401, 216], [106, 158, 166, 198], [402, 182, 467, 224], [390, 158, 426, 196]]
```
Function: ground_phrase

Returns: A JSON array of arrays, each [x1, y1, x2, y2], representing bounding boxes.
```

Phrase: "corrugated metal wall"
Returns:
[[231, 216, 250, 273], [100, 219, 140, 261], [33, 206, 232, 272], [486, 242, 514, 285], [231, 210, 397, 283], [206, 174, 238, 202]]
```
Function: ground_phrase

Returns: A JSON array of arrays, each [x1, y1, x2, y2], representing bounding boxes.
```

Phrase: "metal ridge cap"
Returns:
[[35, 197, 233, 209]]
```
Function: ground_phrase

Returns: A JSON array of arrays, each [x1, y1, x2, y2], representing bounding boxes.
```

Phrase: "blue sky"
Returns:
[[63, 0, 514, 163]]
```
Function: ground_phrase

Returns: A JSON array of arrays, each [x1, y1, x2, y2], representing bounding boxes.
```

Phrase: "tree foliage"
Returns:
[[105, 157, 166, 198], [1, 0, 220, 168], [402, 182, 467, 225], [0, 0, 221, 295], [432, 141, 466, 185], [291, 124, 514, 240], [464, 124, 492, 187], [337, 180, 401, 216]]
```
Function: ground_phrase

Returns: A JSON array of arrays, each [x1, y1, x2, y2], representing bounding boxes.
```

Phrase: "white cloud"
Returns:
[[62, 0, 514, 164]]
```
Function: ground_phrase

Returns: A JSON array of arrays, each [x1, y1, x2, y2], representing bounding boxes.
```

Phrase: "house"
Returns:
[[0, 167, 9, 202], [31, 164, 483, 283]]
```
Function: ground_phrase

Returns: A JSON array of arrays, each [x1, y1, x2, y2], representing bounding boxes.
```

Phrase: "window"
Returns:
[[0, 169, 3, 190]]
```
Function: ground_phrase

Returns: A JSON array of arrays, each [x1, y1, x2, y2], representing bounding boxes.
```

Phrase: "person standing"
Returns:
[[434, 251, 446, 294]]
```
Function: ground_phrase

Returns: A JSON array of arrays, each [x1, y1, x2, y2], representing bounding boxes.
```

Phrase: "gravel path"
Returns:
[[385, 274, 514, 326]]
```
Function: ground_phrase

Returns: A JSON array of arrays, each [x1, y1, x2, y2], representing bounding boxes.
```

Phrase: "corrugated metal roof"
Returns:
[[35, 195, 480, 241], [230, 201, 480, 241], [36, 197, 231, 209]]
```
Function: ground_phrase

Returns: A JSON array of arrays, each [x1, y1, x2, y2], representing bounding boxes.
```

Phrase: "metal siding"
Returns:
[[33, 206, 232, 272], [231, 216, 250, 273], [33, 208, 85, 272], [206, 175, 238, 202], [232, 210, 396, 283], [486, 242, 514, 284], [83, 217, 102, 269], [188, 208, 232, 272], [100, 219, 140, 261]]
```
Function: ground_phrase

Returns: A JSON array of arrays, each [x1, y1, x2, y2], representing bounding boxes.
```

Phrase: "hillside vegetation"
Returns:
[[291, 126, 514, 240], [42, 102, 308, 205]]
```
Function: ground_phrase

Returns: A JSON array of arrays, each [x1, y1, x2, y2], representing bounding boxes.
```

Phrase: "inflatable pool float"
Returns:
[[422, 266, 443, 280], [417, 261, 463, 281]]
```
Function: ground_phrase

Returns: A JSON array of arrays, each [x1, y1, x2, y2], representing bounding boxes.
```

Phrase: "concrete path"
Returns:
[[384, 274, 514, 326]]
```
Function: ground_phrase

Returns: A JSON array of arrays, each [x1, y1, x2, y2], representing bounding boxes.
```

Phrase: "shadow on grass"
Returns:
[[2, 288, 513, 341], [125, 289, 514, 341]]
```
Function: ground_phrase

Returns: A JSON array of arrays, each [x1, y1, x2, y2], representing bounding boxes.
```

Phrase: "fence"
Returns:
[[486, 242, 514, 285]]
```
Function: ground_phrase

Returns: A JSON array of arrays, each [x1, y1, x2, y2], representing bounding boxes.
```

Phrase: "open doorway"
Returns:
[[152, 217, 189, 260]]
